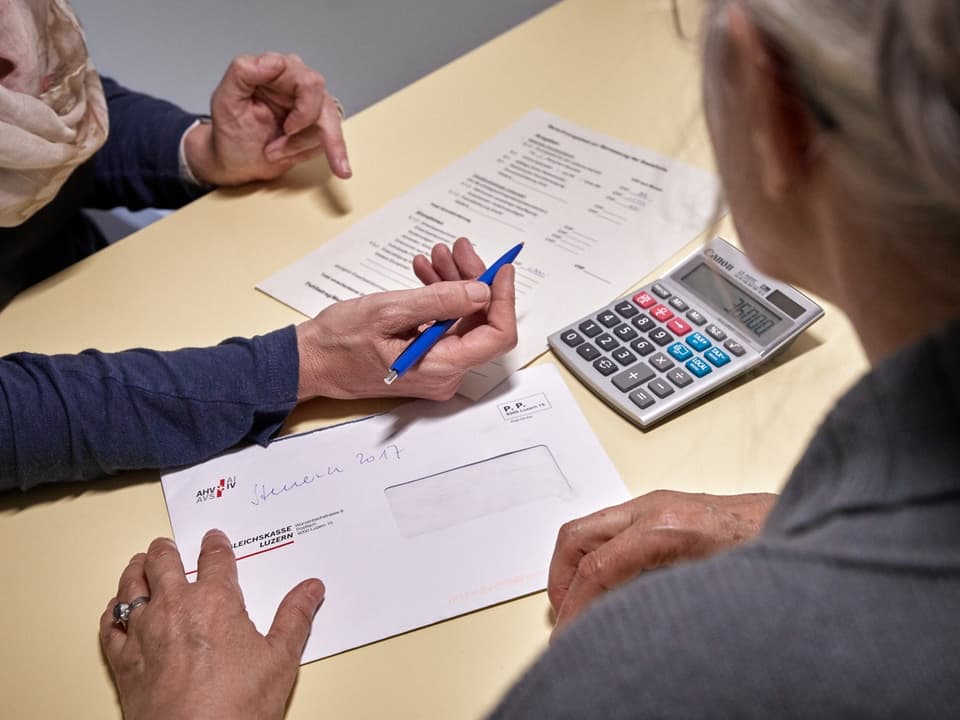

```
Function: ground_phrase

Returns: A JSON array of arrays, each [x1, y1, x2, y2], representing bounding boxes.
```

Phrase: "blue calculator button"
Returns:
[[686, 332, 712, 352], [685, 357, 712, 377], [667, 342, 692, 361], [705, 347, 731, 367]]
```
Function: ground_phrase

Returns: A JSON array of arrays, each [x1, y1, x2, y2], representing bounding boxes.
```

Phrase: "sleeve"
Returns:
[[0, 326, 299, 492], [83, 76, 210, 211]]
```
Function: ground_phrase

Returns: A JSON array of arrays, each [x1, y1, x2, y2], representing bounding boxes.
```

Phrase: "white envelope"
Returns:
[[161, 364, 629, 663]]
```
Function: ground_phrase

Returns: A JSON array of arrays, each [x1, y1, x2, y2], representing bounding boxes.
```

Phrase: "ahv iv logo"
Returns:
[[196, 476, 237, 504]]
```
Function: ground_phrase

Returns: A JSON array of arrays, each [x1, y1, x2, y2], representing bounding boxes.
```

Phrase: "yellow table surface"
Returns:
[[0, 0, 867, 717]]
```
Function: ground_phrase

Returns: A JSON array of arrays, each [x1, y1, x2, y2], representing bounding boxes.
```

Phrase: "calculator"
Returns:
[[547, 237, 824, 428]]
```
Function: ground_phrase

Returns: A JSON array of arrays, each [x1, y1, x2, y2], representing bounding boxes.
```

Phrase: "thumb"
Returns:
[[379, 281, 490, 331], [220, 53, 286, 101], [266, 578, 325, 660]]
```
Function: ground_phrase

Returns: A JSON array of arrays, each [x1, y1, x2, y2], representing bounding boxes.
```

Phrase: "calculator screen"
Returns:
[[679, 263, 785, 342]]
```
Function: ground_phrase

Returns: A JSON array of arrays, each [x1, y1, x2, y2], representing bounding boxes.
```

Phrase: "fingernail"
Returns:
[[203, 528, 225, 541], [339, 158, 352, 177], [265, 148, 283, 162], [466, 282, 490, 302]]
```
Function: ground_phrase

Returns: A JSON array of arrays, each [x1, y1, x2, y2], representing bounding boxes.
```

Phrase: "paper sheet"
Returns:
[[161, 364, 629, 663], [258, 110, 719, 398]]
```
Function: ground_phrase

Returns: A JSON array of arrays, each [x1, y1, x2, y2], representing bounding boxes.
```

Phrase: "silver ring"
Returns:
[[112, 596, 150, 628], [331, 96, 345, 119]]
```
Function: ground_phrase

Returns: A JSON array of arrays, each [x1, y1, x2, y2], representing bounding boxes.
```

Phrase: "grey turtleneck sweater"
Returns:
[[491, 320, 960, 719]]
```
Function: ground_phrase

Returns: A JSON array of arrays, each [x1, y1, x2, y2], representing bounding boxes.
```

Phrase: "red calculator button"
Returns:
[[667, 317, 692, 336], [633, 291, 657, 309], [651, 304, 674, 322]]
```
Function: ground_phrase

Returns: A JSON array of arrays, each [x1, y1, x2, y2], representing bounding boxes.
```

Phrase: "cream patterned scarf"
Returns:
[[0, 0, 107, 227]]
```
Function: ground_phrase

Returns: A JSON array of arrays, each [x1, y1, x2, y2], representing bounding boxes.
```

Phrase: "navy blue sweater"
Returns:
[[0, 78, 299, 491]]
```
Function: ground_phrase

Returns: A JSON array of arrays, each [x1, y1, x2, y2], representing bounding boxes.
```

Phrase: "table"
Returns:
[[0, 0, 867, 717]]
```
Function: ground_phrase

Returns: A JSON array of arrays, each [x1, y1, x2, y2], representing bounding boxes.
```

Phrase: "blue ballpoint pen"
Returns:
[[383, 242, 524, 384]]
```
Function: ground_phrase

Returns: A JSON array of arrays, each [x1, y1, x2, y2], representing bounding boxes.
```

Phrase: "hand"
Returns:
[[295, 238, 518, 401], [100, 530, 326, 720], [184, 52, 351, 186], [548, 490, 777, 635]]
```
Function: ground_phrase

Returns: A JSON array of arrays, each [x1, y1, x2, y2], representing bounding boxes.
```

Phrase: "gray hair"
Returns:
[[703, 0, 960, 271]]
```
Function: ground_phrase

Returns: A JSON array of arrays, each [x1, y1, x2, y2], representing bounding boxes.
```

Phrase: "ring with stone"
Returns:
[[112, 596, 150, 629]]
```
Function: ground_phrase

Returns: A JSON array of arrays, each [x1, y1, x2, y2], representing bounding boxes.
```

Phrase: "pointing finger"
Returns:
[[318, 95, 350, 178]]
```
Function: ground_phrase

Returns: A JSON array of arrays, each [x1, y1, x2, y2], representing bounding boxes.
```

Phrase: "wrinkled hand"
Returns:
[[100, 530, 325, 720], [549, 490, 777, 635], [184, 52, 350, 186], [295, 237, 518, 401]]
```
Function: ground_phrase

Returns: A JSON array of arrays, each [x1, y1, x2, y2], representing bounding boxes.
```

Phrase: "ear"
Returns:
[[724, 2, 818, 199]]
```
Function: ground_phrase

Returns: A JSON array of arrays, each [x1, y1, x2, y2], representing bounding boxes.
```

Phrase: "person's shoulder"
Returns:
[[491, 546, 797, 719], [492, 543, 960, 719]]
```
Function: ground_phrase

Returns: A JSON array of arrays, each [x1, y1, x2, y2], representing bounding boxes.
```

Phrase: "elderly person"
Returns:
[[0, 0, 517, 490], [102, 0, 960, 717], [493, 0, 960, 716]]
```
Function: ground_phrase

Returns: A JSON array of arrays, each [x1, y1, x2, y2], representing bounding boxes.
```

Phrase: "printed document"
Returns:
[[161, 364, 629, 663], [258, 110, 719, 398]]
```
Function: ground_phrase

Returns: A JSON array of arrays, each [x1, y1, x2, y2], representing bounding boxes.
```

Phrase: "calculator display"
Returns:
[[679, 263, 784, 341]]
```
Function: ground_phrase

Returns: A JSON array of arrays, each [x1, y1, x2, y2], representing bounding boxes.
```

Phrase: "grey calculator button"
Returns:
[[648, 378, 675, 398], [649, 328, 674, 346], [614, 300, 639, 318], [593, 357, 618, 376], [613, 364, 655, 392], [667, 367, 693, 387], [632, 314, 655, 332], [629, 388, 655, 409], [650, 352, 674, 371], [630, 338, 655, 356], [724, 339, 746, 356], [611, 347, 637, 366], [578, 319, 602, 338], [651, 282, 671, 299], [668, 296, 688, 312], [561, 330, 584, 347], [597, 311, 620, 328], [686, 309, 706, 325], [576, 343, 601, 361], [706, 324, 727, 341], [613, 323, 638, 341], [595, 333, 620, 351]]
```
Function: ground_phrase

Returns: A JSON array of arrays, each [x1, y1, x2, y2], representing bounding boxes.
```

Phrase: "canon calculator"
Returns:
[[547, 237, 824, 428]]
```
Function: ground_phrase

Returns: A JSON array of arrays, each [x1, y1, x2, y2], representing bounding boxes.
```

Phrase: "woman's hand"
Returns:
[[100, 530, 325, 720], [548, 490, 777, 635], [184, 52, 350, 186], [295, 238, 518, 401]]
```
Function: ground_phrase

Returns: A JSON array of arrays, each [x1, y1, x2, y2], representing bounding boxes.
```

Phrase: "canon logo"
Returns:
[[704, 248, 734, 271]]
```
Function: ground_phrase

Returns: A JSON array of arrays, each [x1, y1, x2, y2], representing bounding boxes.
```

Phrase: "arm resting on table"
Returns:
[[0, 327, 298, 491]]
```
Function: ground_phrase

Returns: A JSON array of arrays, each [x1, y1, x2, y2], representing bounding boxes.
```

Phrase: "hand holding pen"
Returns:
[[386, 240, 523, 384], [294, 237, 518, 402]]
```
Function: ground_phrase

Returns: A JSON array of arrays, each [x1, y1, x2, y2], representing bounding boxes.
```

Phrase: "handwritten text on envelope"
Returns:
[[161, 364, 629, 663]]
